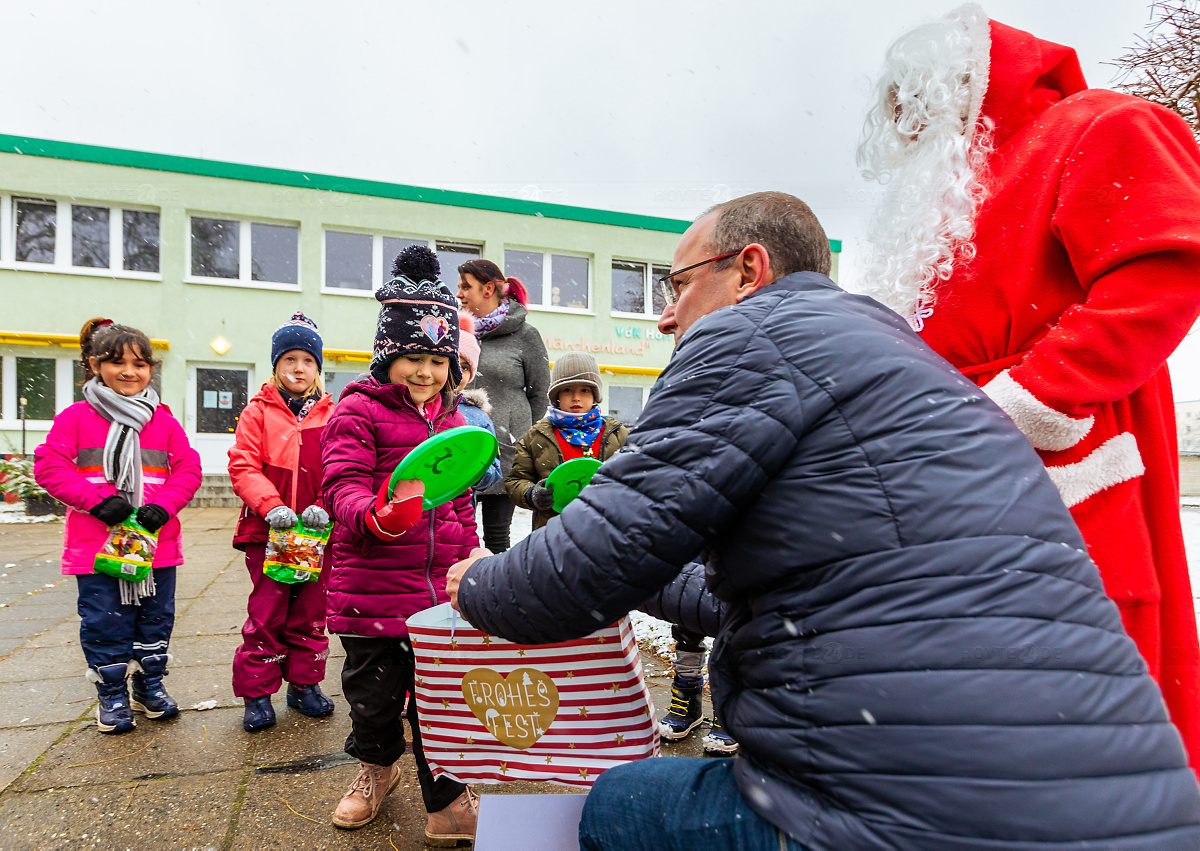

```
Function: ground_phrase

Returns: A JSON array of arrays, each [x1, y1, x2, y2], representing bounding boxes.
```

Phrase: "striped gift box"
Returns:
[[407, 603, 660, 789]]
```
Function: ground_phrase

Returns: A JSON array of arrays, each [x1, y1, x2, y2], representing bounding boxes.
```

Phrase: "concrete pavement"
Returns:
[[0, 507, 708, 850]]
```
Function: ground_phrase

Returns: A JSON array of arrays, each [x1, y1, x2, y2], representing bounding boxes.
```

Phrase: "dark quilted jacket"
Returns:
[[321, 378, 478, 638], [459, 272, 1200, 849]]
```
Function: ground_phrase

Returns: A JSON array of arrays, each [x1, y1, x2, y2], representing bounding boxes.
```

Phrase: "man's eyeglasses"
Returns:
[[657, 250, 744, 307]]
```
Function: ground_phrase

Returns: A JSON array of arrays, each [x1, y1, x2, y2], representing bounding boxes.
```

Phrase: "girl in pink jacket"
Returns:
[[34, 319, 201, 734]]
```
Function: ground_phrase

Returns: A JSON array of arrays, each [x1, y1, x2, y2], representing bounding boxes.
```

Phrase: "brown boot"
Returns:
[[424, 786, 479, 847], [331, 761, 401, 829]]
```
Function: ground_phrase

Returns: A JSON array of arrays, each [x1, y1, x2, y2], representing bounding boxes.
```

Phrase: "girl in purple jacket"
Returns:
[[34, 319, 201, 735], [320, 247, 481, 843]]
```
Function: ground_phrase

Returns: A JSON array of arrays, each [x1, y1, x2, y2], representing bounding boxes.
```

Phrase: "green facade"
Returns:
[[0, 136, 839, 471]]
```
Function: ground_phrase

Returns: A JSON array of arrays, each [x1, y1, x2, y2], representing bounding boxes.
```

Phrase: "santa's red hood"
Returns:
[[978, 18, 1088, 146]]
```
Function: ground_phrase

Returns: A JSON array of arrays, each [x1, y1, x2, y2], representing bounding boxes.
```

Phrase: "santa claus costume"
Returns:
[[860, 6, 1200, 771]]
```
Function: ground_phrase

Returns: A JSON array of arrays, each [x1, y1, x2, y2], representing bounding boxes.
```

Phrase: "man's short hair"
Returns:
[[702, 191, 832, 278]]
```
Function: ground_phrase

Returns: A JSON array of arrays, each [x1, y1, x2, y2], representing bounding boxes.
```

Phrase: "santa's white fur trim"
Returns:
[[1045, 432, 1145, 508], [983, 370, 1093, 451], [952, 4, 991, 140]]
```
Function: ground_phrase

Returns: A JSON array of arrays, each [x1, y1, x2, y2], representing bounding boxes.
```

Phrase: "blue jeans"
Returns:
[[580, 757, 806, 851], [76, 566, 176, 669]]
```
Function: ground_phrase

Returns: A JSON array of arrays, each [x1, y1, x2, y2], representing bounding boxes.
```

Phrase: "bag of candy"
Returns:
[[93, 516, 157, 584], [264, 518, 332, 584]]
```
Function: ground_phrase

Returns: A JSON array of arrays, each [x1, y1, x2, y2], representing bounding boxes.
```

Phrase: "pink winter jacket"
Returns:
[[34, 401, 202, 575]]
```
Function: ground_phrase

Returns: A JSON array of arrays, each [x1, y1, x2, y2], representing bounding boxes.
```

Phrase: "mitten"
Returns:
[[526, 480, 555, 512], [366, 479, 425, 540], [301, 505, 330, 529], [89, 495, 135, 526], [265, 506, 298, 529], [135, 504, 170, 533]]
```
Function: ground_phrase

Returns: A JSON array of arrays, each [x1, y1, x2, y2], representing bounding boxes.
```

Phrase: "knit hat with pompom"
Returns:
[[271, 312, 323, 371], [371, 245, 462, 388]]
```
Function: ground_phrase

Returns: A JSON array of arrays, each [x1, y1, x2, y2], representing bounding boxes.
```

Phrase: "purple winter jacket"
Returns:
[[320, 377, 479, 638]]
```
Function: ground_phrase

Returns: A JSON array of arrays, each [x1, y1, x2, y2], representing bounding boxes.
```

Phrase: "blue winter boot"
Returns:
[[131, 654, 179, 720], [702, 714, 739, 755], [658, 676, 703, 741], [88, 663, 136, 734], [243, 696, 276, 732], [287, 683, 335, 717]]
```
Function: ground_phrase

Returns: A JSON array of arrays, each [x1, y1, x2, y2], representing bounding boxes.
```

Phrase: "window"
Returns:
[[323, 232, 479, 293], [72, 205, 110, 268], [123, 210, 160, 272], [195, 368, 249, 433], [190, 217, 298, 286], [324, 370, 361, 401], [611, 261, 670, 316], [504, 249, 591, 311], [15, 199, 56, 263], [16, 357, 55, 420], [608, 386, 645, 426], [7, 197, 160, 274]]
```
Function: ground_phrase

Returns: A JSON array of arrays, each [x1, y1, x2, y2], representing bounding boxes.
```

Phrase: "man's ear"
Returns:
[[733, 244, 774, 302]]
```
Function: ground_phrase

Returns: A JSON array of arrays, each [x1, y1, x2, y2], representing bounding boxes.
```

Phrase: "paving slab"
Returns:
[[0, 722, 72, 791], [0, 644, 89, 680], [0, 768, 241, 850], [0, 676, 95, 728], [13, 708, 247, 791], [0, 616, 67, 640]]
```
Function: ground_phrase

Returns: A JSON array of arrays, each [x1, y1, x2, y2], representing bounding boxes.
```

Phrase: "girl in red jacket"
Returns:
[[228, 313, 336, 733], [34, 318, 201, 735]]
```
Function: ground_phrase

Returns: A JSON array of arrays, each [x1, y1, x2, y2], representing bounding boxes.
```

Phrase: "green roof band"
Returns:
[[0, 133, 842, 252]]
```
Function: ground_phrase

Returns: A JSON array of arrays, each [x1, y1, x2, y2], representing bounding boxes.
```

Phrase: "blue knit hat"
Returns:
[[271, 312, 323, 371]]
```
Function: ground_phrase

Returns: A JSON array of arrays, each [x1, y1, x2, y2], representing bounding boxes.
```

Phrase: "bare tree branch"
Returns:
[[1110, 0, 1200, 139]]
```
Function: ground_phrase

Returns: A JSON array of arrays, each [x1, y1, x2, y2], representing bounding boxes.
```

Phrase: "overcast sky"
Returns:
[[8, 1, 1197, 396]]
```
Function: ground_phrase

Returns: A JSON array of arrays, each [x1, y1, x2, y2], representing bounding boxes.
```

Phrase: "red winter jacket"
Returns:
[[227, 384, 334, 550], [320, 378, 478, 638], [918, 18, 1200, 771]]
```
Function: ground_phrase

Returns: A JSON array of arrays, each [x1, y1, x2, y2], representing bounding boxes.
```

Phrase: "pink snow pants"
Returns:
[[232, 544, 330, 698]]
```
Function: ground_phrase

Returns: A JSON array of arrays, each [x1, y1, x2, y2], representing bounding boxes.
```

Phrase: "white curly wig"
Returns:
[[856, 4, 993, 325]]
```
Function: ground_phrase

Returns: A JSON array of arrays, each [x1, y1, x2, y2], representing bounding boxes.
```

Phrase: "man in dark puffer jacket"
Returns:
[[448, 192, 1200, 850]]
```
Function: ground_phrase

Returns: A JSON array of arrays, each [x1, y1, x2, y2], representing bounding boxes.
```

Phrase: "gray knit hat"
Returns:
[[548, 351, 602, 405]]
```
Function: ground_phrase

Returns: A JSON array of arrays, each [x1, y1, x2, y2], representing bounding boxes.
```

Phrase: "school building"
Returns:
[[0, 134, 840, 474]]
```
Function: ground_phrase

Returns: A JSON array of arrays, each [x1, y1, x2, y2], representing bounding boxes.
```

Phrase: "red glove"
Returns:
[[365, 478, 425, 540]]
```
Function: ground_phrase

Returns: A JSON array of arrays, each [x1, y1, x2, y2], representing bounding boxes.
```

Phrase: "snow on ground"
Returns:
[[0, 502, 60, 524]]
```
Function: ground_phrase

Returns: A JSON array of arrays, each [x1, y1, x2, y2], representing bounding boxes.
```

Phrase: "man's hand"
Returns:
[[446, 547, 493, 612]]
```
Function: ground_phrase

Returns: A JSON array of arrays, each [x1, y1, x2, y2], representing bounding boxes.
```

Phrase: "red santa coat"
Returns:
[[918, 19, 1200, 770]]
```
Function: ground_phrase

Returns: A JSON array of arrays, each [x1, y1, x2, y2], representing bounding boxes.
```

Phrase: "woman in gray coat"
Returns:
[[456, 259, 550, 551]]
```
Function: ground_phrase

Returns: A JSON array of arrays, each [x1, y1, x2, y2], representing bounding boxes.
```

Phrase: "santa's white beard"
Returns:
[[856, 10, 992, 324]]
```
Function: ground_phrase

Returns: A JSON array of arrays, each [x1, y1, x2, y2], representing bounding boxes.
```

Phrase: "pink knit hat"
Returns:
[[458, 311, 481, 380]]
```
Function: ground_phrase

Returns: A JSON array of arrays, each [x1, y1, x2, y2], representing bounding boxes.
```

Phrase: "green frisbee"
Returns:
[[546, 456, 603, 513], [388, 425, 498, 510]]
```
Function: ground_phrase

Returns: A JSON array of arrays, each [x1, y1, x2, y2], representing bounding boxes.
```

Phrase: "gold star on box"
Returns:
[[481, 636, 491, 646], [424, 721, 431, 730], [609, 683, 620, 692], [578, 768, 590, 779], [441, 699, 450, 708], [578, 707, 589, 718], [450, 639, 459, 650], [597, 636, 607, 644], [459, 753, 465, 760], [499, 763, 508, 774], [465, 737, 475, 745], [434, 657, 442, 666], [615, 734, 626, 745], [566, 671, 575, 679], [569, 742, 576, 749], [517, 648, 526, 657], [416, 677, 424, 687], [545, 756, 553, 764]]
